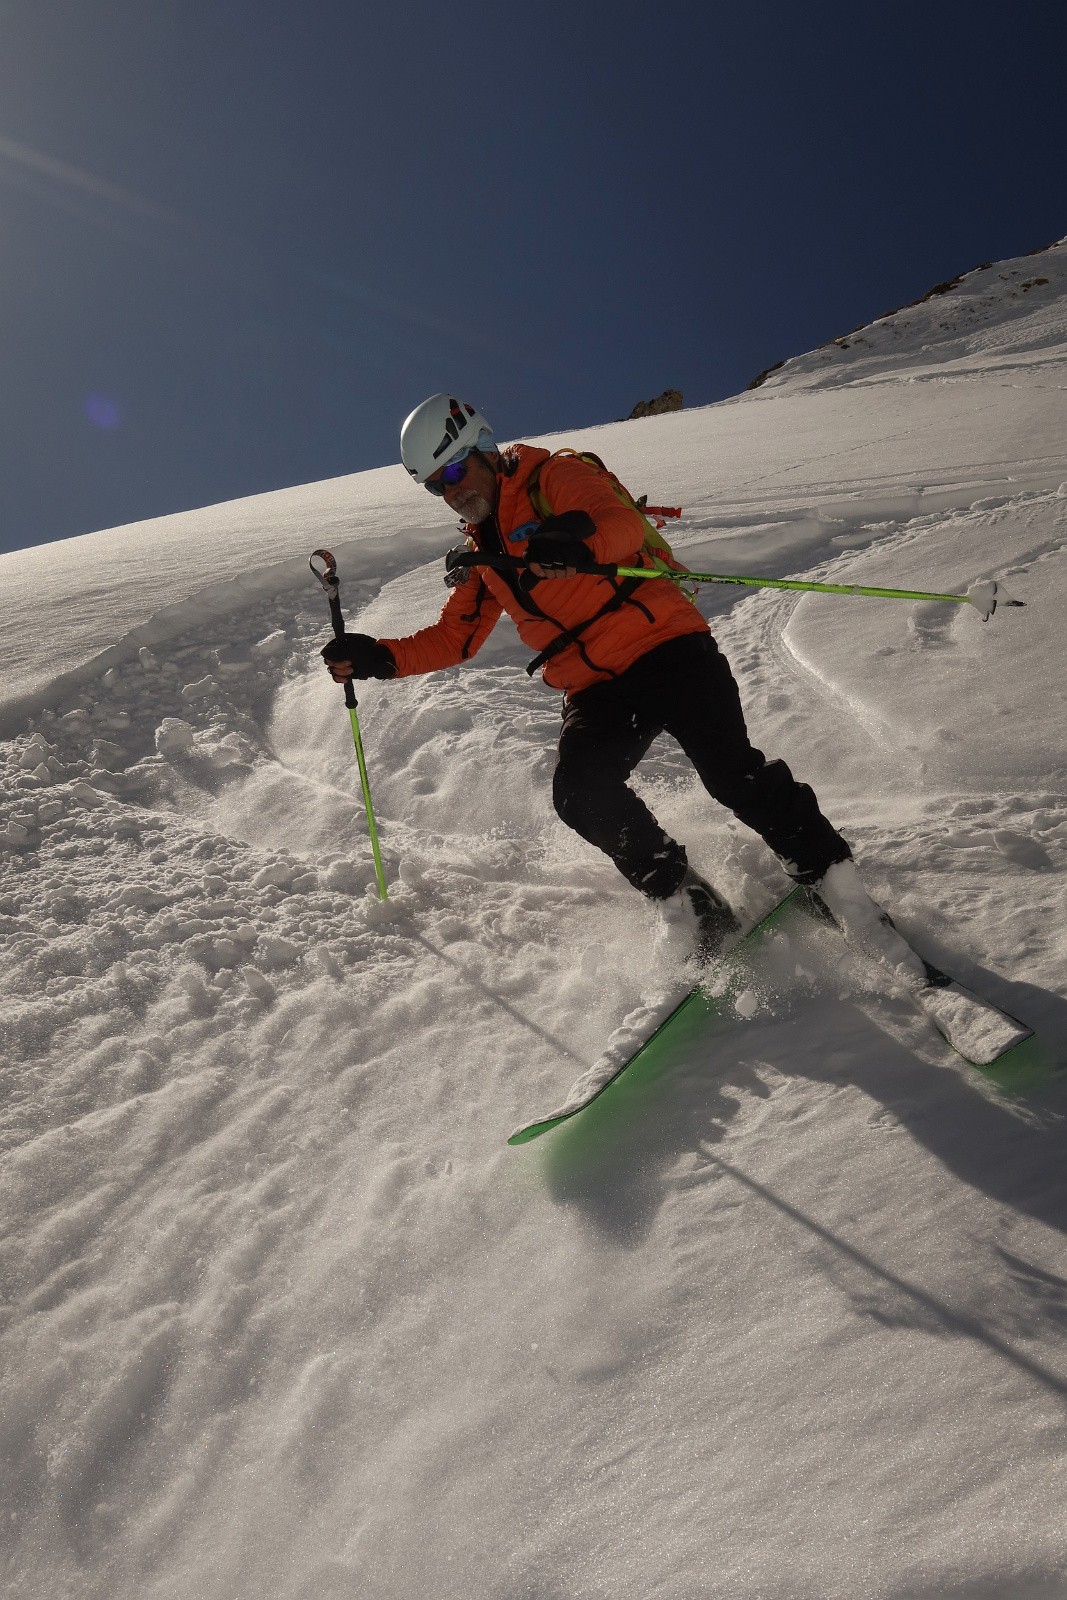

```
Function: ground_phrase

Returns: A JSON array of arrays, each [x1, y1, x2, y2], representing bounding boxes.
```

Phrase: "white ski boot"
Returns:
[[809, 860, 926, 986], [662, 868, 742, 966]]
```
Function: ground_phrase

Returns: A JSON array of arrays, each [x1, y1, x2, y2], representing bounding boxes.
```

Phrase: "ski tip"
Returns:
[[507, 1119, 560, 1146], [976, 1029, 1049, 1094]]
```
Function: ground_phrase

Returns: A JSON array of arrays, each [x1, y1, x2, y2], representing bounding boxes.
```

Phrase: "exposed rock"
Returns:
[[746, 360, 786, 391], [628, 389, 683, 419]]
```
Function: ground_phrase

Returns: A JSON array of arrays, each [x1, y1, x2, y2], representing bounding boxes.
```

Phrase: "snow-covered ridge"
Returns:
[[750, 233, 1067, 390]]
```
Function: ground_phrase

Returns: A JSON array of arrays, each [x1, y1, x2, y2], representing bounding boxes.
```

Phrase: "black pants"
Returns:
[[553, 632, 850, 899]]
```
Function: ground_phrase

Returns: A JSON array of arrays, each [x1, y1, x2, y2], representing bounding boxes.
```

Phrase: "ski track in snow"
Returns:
[[2, 238, 1067, 1600]]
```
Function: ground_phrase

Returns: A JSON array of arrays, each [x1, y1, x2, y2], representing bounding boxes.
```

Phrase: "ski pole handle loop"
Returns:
[[310, 549, 350, 641]]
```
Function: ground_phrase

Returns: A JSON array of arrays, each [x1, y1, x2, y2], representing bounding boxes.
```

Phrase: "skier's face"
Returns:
[[435, 450, 499, 525]]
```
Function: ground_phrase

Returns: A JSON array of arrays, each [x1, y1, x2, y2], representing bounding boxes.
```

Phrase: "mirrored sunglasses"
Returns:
[[425, 448, 473, 497]]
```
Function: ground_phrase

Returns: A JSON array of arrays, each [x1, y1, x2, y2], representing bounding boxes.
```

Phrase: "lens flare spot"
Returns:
[[84, 394, 123, 430]]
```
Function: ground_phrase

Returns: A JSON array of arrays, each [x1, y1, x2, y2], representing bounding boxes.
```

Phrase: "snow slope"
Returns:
[[2, 238, 1067, 1600]]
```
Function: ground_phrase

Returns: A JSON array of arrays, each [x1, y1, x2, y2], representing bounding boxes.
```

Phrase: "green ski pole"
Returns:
[[310, 548, 389, 902], [447, 552, 1022, 620], [612, 567, 1024, 618]]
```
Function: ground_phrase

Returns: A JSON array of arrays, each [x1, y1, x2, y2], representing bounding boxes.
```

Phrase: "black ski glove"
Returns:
[[321, 633, 397, 682], [525, 510, 598, 577], [444, 543, 477, 588]]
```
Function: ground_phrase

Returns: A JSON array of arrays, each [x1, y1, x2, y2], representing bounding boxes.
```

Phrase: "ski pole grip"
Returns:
[[310, 548, 359, 706], [328, 595, 347, 639]]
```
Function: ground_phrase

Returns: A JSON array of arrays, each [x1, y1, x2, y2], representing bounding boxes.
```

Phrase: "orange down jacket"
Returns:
[[380, 444, 709, 696]]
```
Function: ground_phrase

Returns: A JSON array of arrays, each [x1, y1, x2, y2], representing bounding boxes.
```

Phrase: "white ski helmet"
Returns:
[[399, 393, 495, 483]]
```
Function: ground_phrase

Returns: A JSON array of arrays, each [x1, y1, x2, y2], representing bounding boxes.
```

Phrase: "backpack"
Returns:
[[524, 448, 696, 599]]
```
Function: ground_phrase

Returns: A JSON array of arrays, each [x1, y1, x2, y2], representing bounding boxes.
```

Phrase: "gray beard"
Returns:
[[453, 490, 492, 525]]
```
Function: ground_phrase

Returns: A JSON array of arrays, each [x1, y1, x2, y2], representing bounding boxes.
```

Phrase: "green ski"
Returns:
[[507, 889, 802, 1146], [507, 888, 1038, 1146]]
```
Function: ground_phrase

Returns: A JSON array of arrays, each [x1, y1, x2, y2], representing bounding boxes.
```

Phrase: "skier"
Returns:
[[322, 393, 895, 963]]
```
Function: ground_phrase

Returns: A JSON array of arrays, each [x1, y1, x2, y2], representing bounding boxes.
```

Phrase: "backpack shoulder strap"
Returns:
[[524, 449, 606, 522], [528, 449, 693, 587], [524, 454, 554, 521]]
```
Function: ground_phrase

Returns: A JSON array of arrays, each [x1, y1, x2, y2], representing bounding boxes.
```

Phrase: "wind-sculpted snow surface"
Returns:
[[2, 239, 1067, 1599]]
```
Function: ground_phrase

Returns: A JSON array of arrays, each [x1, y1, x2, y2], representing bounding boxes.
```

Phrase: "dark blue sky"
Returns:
[[2, 1, 1065, 555]]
